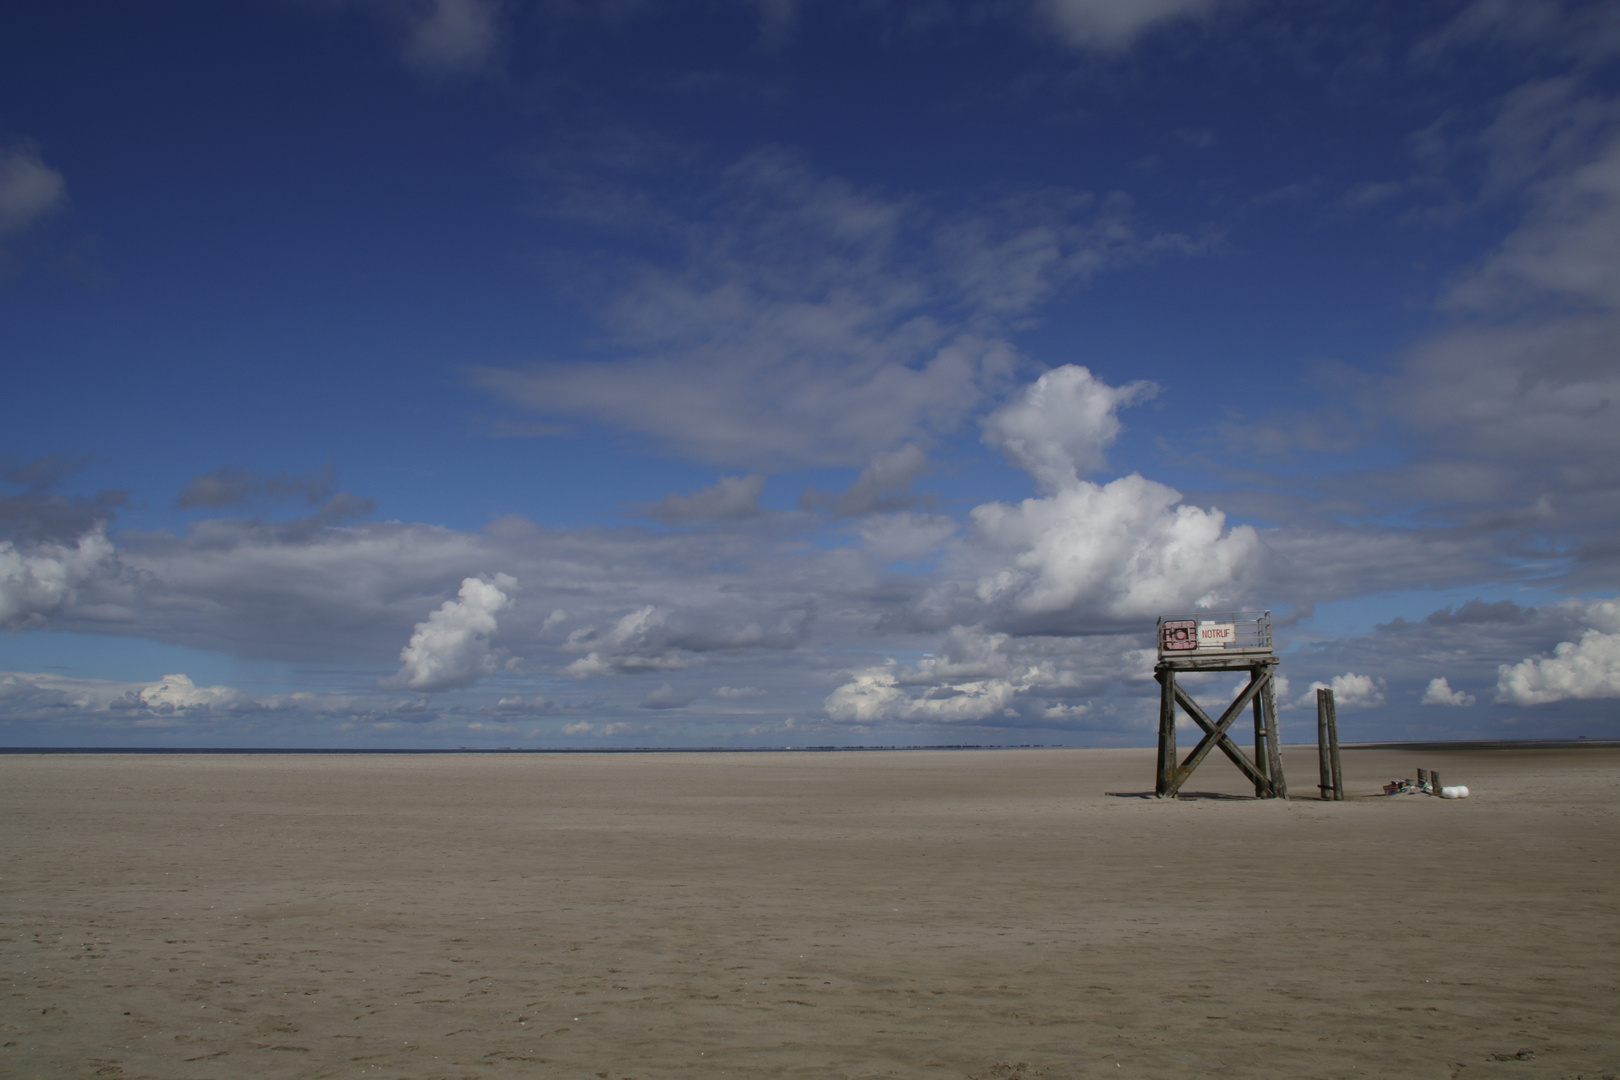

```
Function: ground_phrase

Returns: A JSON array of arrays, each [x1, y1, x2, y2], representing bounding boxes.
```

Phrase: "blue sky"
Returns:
[[2, 0, 1618, 748]]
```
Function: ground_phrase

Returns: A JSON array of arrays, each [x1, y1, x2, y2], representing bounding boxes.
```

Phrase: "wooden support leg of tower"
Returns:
[[1253, 679, 1270, 798], [1261, 670, 1287, 799], [1155, 667, 1177, 797]]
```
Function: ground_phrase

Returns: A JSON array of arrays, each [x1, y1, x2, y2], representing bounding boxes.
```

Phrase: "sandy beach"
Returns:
[[2, 746, 1616, 1079]]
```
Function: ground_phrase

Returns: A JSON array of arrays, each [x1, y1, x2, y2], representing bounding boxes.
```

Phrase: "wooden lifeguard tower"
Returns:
[[1154, 611, 1287, 799]]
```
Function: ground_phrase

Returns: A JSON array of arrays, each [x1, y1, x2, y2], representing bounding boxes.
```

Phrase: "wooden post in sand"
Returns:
[[1317, 688, 1343, 801], [1153, 612, 1285, 799], [1328, 696, 1344, 800], [1317, 689, 1334, 800]]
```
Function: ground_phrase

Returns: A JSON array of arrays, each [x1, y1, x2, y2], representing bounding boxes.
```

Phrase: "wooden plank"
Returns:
[[1155, 667, 1177, 797], [1156, 653, 1274, 673]]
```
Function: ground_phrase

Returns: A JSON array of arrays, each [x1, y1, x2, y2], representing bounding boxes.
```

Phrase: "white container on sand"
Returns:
[[1440, 785, 1470, 799]]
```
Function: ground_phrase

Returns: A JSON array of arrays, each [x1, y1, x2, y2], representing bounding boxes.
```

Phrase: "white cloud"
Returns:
[[561, 719, 629, 736], [640, 681, 693, 709], [0, 142, 66, 238], [482, 148, 1201, 468], [562, 605, 685, 678], [1295, 672, 1386, 710], [124, 673, 241, 712], [823, 624, 1140, 727], [0, 670, 237, 717], [0, 670, 383, 728], [825, 666, 1018, 724], [402, 0, 501, 74], [833, 444, 928, 516], [178, 464, 340, 509], [1421, 676, 1476, 707], [981, 365, 1156, 492], [1496, 628, 1620, 704], [964, 474, 1258, 627], [928, 366, 1255, 631], [0, 528, 118, 629], [1383, 101, 1620, 557], [561, 601, 810, 678], [383, 574, 516, 692], [563, 651, 688, 679], [1038, 0, 1224, 50], [714, 685, 766, 699]]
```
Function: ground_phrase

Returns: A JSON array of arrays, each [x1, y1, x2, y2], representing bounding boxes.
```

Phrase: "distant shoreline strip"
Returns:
[[0, 740, 1615, 754], [1343, 739, 1620, 751]]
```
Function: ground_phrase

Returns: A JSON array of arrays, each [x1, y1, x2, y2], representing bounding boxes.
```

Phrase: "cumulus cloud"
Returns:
[[981, 365, 1156, 492], [911, 366, 1256, 632], [0, 142, 66, 239], [383, 574, 516, 692], [1496, 628, 1620, 704], [1295, 672, 1386, 710], [0, 528, 119, 629], [116, 673, 240, 712], [1038, 0, 1224, 50], [634, 474, 766, 525], [1421, 676, 1476, 707], [963, 474, 1258, 629]]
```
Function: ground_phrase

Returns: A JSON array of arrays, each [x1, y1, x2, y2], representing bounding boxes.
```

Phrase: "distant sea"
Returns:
[[0, 744, 1065, 754]]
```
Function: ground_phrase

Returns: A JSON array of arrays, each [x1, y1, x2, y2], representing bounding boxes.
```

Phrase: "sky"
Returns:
[[2, 0, 1619, 749]]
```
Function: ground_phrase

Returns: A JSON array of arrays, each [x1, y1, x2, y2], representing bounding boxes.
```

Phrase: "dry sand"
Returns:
[[2, 746, 1617, 1080]]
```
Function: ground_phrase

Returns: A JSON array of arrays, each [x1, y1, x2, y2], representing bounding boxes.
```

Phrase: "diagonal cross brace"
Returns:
[[1166, 671, 1275, 797]]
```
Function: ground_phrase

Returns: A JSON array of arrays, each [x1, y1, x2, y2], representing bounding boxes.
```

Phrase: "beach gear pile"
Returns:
[[1382, 768, 1469, 799]]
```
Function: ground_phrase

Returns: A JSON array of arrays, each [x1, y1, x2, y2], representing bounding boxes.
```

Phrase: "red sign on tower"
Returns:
[[1160, 619, 1198, 651]]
